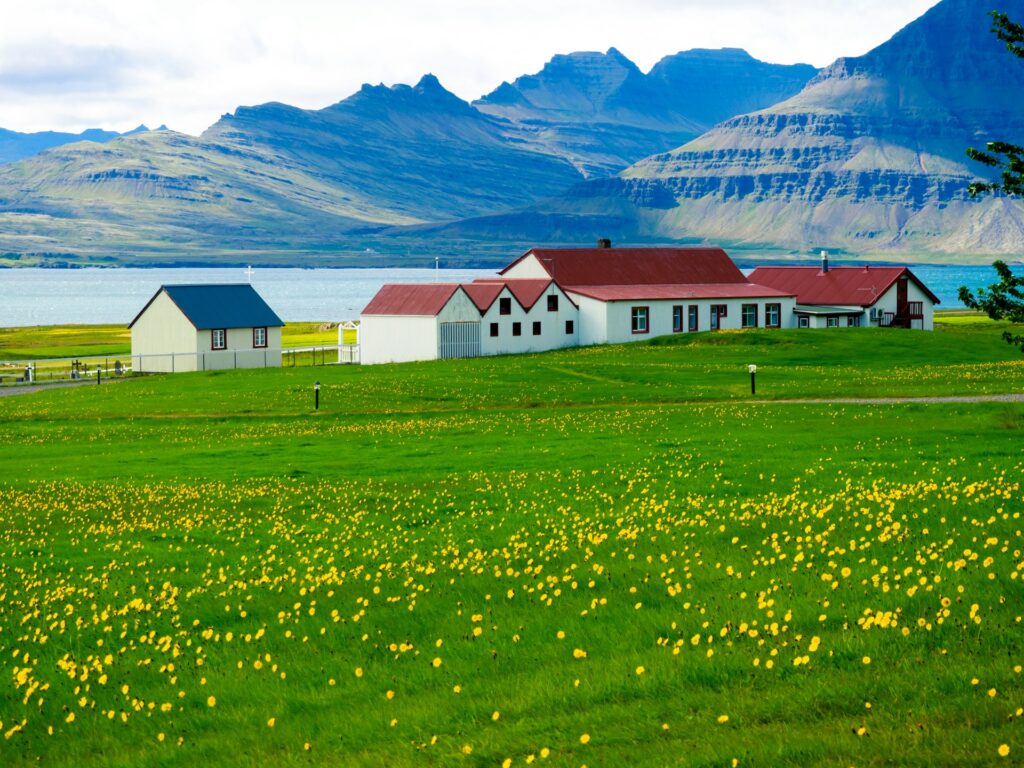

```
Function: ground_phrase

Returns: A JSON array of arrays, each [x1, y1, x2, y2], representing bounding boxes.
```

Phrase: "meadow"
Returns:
[[0, 320, 1022, 767]]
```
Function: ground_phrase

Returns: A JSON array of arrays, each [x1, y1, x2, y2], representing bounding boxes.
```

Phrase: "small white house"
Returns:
[[129, 284, 284, 373], [750, 255, 940, 330]]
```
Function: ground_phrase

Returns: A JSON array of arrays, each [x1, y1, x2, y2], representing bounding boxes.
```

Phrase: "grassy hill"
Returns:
[[0, 325, 1021, 766]]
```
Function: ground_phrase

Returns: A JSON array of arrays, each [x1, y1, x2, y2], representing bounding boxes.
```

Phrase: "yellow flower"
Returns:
[[267, 718, 275, 728], [354, 667, 363, 678], [492, 711, 501, 721], [65, 712, 75, 723], [386, 690, 395, 700], [462, 744, 473, 754], [206, 695, 216, 707], [862, 656, 871, 665], [717, 715, 729, 724], [998, 744, 1010, 757], [635, 666, 645, 676], [573, 648, 587, 659], [432, 657, 442, 668], [579, 733, 590, 744]]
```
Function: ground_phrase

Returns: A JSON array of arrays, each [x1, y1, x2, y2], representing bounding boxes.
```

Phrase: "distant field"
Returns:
[[0, 321, 340, 361], [0, 323, 1022, 767]]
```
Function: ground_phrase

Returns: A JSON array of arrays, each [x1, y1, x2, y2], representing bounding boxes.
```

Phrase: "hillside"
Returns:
[[520, 0, 1024, 257]]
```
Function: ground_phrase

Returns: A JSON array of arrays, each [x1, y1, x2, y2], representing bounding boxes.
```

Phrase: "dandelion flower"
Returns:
[[579, 733, 590, 744], [717, 715, 729, 724], [206, 696, 216, 708], [998, 744, 1010, 757]]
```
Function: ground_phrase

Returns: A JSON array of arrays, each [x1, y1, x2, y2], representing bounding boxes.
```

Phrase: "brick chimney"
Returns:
[[821, 250, 829, 274], [597, 238, 612, 249]]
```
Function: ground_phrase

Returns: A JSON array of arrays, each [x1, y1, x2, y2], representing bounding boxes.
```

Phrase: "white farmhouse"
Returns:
[[360, 244, 798, 364], [129, 284, 284, 373], [501, 246, 796, 343], [750, 254, 940, 329]]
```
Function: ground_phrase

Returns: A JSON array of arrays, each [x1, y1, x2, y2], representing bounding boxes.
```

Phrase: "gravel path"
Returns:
[[0, 380, 121, 397]]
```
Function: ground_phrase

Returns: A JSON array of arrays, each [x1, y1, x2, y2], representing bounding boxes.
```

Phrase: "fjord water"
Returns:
[[0, 264, 1014, 327]]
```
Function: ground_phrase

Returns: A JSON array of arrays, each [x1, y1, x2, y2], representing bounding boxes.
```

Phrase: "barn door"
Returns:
[[439, 322, 481, 359]]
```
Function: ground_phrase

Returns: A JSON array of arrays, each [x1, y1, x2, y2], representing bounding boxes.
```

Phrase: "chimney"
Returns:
[[597, 238, 612, 249], [821, 250, 829, 274]]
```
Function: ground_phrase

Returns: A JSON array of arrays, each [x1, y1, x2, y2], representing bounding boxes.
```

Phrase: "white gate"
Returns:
[[439, 322, 481, 359]]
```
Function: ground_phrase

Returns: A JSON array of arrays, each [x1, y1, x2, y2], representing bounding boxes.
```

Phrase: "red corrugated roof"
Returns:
[[462, 282, 504, 312], [362, 283, 461, 315], [501, 247, 747, 286], [566, 283, 794, 301], [748, 267, 940, 307], [472, 279, 552, 310]]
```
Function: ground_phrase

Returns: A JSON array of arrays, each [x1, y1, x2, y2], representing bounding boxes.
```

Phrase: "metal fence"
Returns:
[[0, 344, 359, 387]]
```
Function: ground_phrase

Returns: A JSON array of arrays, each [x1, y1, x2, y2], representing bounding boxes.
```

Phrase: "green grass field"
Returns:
[[0, 322, 340, 361], [0, 322, 1022, 767]]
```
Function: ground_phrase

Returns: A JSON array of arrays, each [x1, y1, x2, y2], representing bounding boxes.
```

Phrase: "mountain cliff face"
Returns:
[[474, 48, 815, 176], [0, 125, 162, 166], [549, 0, 1024, 255]]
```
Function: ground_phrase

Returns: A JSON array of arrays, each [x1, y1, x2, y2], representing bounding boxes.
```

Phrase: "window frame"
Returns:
[[252, 326, 268, 348], [672, 305, 683, 333], [741, 304, 758, 329], [688, 305, 698, 332], [499, 297, 512, 316], [547, 294, 558, 312], [765, 303, 781, 329], [827, 316, 840, 328], [211, 328, 227, 350], [798, 316, 810, 329], [512, 321, 522, 337], [532, 321, 542, 336], [565, 319, 574, 335], [489, 322, 499, 337], [631, 306, 650, 335]]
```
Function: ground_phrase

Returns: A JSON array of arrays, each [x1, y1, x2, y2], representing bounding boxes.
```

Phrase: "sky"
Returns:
[[0, 0, 942, 136]]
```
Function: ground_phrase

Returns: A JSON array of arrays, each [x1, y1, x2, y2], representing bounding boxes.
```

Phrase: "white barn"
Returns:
[[750, 255, 940, 330], [130, 284, 284, 373]]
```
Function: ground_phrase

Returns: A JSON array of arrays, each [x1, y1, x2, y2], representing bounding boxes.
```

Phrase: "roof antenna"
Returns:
[[244, 265, 254, 284], [435, 256, 439, 283]]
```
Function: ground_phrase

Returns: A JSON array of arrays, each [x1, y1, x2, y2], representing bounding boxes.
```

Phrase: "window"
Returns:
[[672, 305, 683, 333], [532, 321, 541, 335], [798, 316, 809, 329], [710, 305, 727, 331], [847, 315, 861, 327], [827, 316, 839, 328], [631, 306, 649, 334], [688, 305, 698, 332], [253, 327, 267, 348], [565, 320, 574, 335], [765, 303, 781, 328], [512, 322, 522, 337], [499, 297, 512, 315], [489, 322, 499, 337], [741, 304, 757, 328], [547, 294, 558, 312], [211, 329, 227, 350]]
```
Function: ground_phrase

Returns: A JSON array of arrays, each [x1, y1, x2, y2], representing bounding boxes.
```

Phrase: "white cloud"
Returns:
[[0, 0, 942, 135]]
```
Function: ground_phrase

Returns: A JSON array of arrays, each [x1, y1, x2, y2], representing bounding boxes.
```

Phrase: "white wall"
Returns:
[[588, 297, 797, 345], [871, 279, 935, 330], [195, 326, 282, 370], [573, 295, 610, 346], [501, 253, 550, 279], [360, 315, 439, 365], [480, 284, 579, 356], [131, 291, 200, 373]]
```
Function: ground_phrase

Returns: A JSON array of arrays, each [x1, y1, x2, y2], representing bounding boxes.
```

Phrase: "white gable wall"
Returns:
[[480, 284, 578, 356], [360, 315, 438, 365], [197, 326, 283, 370], [501, 253, 551, 280], [131, 291, 200, 373], [869, 279, 935, 330]]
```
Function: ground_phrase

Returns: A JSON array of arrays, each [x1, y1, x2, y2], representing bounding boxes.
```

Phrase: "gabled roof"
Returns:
[[129, 284, 284, 329], [361, 283, 462, 316], [471, 279, 555, 311], [502, 247, 747, 286], [565, 283, 794, 302], [748, 266, 940, 307]]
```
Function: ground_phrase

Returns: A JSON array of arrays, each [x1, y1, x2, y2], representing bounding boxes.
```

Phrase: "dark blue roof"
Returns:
[[130, 284, 284, 329]]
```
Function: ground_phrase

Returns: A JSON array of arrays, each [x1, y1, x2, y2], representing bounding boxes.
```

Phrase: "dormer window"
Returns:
[[499, 297, 512, 315]]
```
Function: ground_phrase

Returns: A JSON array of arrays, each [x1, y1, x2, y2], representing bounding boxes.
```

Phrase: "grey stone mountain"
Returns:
[[0, 125, 169, 166], [474, 47, 816, 176], [497, 0, 1024, 257], [0, 48, 817, 265]]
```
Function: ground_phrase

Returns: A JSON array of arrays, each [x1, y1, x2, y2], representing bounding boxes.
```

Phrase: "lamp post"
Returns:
[[748, 364, 757, 396], [314, 381, 320, 410]]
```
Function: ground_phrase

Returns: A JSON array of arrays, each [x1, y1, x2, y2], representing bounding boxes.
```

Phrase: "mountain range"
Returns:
[[0, 0, 1020, 267], [0, 124, 166, 166]]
